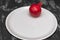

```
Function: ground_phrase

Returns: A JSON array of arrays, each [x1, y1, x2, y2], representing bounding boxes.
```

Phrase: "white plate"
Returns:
[[5, 6, 57, 40]]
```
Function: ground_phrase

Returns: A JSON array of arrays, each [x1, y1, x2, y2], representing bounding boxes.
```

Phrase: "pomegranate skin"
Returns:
[[29, 3, 42, 17]]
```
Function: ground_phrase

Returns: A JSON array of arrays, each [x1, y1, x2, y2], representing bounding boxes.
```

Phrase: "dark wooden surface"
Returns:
[[0, 0, 60, 40]]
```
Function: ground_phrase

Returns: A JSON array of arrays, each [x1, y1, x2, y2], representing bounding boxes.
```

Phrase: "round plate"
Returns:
[[5, 6, 57, 40]]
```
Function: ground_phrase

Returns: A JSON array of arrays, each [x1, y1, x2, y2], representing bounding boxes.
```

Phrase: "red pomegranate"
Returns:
[[29, 2, 42, 17]]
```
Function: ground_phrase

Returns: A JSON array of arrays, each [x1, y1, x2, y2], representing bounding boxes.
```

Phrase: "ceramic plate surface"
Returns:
[[5, 6, 57, 40]]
